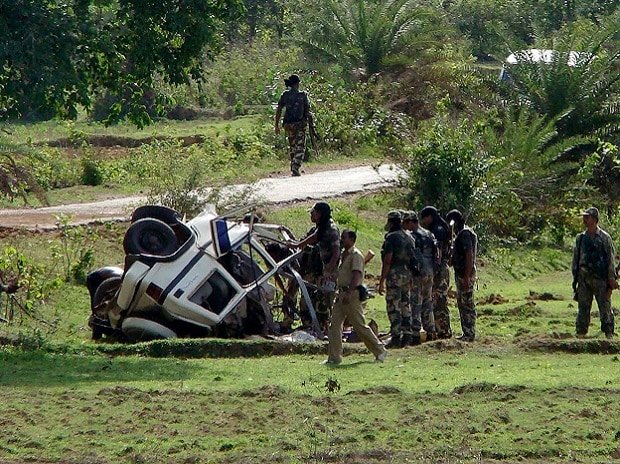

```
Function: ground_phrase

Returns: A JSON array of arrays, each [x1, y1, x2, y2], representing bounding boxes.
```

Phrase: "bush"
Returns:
[[403, 108, 484, 215]]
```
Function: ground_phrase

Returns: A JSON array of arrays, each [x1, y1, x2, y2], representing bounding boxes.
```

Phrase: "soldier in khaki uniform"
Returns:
[[572, 207, 617, 339], [325, 230, 388, 364]]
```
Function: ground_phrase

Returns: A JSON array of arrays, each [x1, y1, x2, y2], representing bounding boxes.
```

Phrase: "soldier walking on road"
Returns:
[[325, 230, 388, 365], [378, 211, 415, 348], [446, 209, 478, 342], [420, 206, 452, 339], [403, 211, 437, 344], [274, 74, 311, 177], [572, 207, 617, 339]]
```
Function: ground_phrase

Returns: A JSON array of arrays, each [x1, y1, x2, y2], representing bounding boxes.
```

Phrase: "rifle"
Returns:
[[306, 112, 321, 162], [572, 234, 583, 301]]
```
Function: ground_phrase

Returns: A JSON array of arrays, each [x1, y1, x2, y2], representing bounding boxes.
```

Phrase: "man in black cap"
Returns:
[[288, 201, 340, 332], [378, 210, 415, 347], [446, 209, 477, 342], [572, 206, 617, 339], [420, 205, 452, 339], [275, 74, 311, 177]]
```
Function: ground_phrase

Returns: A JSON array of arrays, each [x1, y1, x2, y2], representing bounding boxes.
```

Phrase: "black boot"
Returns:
[[385, 335, 401, 349], [410, 334, 421, 346], [400, 333, 413, 347]]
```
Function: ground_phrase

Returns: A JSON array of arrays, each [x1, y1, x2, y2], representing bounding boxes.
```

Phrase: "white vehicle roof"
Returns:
[[505, 49, 590, 67]]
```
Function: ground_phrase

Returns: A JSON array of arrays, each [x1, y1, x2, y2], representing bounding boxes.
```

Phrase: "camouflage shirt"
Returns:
[[317, 220, 340, 266], [381, 228, 413, 271], [412, 226, 436, 275], [572, 227, 616, 281]]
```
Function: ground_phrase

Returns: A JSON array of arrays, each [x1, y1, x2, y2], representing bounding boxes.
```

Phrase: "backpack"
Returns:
[[405, 233, 423, 276], [284, 91, 308, 124]]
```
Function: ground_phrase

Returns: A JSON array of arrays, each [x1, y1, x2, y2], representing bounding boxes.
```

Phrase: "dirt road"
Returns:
[[0, 164, 403, 230]]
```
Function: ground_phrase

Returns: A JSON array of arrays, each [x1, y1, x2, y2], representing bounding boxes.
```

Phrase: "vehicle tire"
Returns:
[[131, 205, 181, 225], [92, 276, 122, 310], [123, 218, 178, 256], [121, 317, 177, 341]]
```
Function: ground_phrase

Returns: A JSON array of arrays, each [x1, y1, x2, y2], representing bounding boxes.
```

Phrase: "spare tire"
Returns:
[[123, 218, 178, 256], [131, 205, 181, 225], [121, 317, 177, 341]]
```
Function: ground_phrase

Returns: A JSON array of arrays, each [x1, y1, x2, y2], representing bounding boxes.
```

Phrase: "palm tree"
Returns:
[[299, 0, 437, 78], [501, 13, 620, 141]]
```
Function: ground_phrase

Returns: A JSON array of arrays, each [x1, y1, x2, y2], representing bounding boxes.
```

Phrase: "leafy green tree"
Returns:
[[0, 0, 242, 126], [298, 0, 438, 78]]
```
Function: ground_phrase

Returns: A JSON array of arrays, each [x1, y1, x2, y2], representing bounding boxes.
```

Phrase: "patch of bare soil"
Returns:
[[346, 386, 402, 396], [507, 301, 543, 317], [516, 334, 620, 354], [526, 291, 563, 301], [452, 382, 527, 395], [478, 293, 509, 305]]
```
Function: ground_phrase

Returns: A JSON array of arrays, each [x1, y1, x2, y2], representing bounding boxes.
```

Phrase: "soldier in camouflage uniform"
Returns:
[[446, 209, 477, 342], [288, 202, 340, 333], [275, 74, 311, 177], [572, 207, 617, 339], [420, 206, 452, 339], [379, 211, 415, 348], [403, 211, 437, 344]]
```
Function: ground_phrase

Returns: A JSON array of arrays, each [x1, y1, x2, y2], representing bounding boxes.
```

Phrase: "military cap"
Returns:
[[387, 210, 402, 221], [402, 211, 418, 222], [581, 207, 599, 219]]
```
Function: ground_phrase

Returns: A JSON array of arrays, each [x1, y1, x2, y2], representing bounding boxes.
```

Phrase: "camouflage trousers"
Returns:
[[455, 273, 476, 340], [386, 270, 412, 337], [285, 124, 306, 174], [411, 272, 436, 336], [576, 270, 614, 336], [299, 274, 334, 333], [433, 263, 452, 338]]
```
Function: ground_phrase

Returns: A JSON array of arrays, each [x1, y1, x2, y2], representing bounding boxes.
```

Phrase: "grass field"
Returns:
[[0, 195, 619, 463]]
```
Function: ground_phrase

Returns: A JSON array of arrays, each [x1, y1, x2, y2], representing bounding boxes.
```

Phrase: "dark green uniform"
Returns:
[[451, 226, 477, 341], [277, 89, 310, 176], [572, 228, 616, 336]]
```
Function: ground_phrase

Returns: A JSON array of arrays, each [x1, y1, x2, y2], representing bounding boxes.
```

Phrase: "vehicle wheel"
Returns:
[[121, 317, 177, 341], [131, 205, 181, 225], [92, 276, 122, 310], [123, 218, 178, 256]]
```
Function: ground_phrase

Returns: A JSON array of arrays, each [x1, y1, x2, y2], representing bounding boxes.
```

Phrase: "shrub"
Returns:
[[403, 107, 484, 215]]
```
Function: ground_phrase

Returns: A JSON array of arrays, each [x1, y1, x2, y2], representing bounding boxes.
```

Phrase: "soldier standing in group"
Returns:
[[287, 201, 340, 333], [420, 206, 452, 339], [572, 207, 617, 339], [403, 211, 437, 344], [446, 209, 478, 342], [274, 74, 311, 177], [325, 230, 388, 364], [378, 211, 415, 348]]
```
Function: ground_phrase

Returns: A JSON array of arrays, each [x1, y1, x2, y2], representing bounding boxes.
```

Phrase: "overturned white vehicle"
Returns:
[[87, 205, 321, 341]]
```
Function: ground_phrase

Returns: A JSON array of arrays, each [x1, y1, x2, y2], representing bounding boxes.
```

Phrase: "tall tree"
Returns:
[[0, 0, 242, 126], [298, 0, 438, 78]]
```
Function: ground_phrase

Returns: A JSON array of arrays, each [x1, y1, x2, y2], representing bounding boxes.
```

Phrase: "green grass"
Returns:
[[1, 348, 620, 463], [1, 194, 620, 463], [2, 116, 263, 145]]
